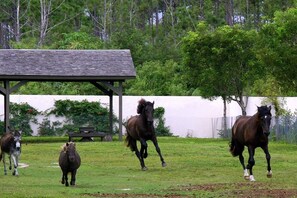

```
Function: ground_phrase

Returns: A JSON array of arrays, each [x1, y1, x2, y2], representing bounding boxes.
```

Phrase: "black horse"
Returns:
[[125, 99, 166, 170], [0, 129, 22, 176], [230, 105, 272, 181], [59, 142, 81, 186]]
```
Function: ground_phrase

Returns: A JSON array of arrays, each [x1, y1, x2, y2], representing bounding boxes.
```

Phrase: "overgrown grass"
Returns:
[[0, 137, 296, 197]]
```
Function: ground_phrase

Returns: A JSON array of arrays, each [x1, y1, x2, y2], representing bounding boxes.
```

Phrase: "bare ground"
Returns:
[[83, 182, 297, 198]]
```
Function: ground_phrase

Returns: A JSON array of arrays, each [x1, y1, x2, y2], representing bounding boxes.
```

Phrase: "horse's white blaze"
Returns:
[[16, 142, 21, 148], [249, 175, 256, 182]]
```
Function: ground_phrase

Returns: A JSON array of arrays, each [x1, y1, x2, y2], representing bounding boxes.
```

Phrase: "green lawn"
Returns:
[[0, 137, 297, 197]]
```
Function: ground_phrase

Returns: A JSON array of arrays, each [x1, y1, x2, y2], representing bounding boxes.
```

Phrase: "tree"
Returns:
[[259, 8, 297, 92], [183, 23, 264, 133], [125, 60, 188, 96]]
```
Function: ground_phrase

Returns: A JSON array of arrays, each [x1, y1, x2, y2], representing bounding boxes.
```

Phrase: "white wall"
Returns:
[[1, 95, 297, 137]]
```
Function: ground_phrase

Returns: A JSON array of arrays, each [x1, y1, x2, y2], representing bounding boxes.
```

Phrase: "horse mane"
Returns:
[[137, 99, 147, 114], [61, 142, 75, 153]]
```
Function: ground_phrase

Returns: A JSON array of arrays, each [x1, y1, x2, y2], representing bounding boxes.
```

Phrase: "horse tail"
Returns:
[[0, 152, 2, 161], [125, 132, 136, 152], [229, 138, 238, 157], [229, 124, 241, 157]]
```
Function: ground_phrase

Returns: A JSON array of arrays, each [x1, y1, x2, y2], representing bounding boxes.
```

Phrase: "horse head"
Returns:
[[137, 99, 154, 124], [257, 105, 272, 136], [64, 142, 77, 162], [13, 130, 22, 152]]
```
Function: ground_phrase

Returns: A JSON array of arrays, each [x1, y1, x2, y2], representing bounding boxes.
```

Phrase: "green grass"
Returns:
[[0, 137, 297, 197]]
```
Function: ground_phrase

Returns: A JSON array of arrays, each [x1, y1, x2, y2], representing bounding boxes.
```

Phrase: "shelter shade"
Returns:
[[0, 49, 136, 140]]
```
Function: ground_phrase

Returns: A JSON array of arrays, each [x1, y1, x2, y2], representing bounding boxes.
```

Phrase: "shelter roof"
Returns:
[[0, 49, 136, 81]]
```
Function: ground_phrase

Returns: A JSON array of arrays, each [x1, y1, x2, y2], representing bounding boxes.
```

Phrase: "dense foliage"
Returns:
[[0, 1, 296, 96], [0, 100, 171, 137]]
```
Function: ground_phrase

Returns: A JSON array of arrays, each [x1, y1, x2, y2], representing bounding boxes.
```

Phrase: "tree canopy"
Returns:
[[0, 0, 296, 101]]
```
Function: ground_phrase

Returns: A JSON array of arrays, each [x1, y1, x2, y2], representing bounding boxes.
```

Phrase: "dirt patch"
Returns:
[[83, 193, 188, 198], [174, 182, 297, 197], [83, 183, 297, 197]]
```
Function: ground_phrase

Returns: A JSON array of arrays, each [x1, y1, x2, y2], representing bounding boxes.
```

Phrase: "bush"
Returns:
[[8, 102, 39, 136], [39, 99, 118, 136], [154, 107, 172, 136]]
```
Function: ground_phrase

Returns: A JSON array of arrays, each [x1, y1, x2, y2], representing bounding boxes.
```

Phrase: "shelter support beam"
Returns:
[[0, 80, 27, 132], [91, 81, 124, 141]]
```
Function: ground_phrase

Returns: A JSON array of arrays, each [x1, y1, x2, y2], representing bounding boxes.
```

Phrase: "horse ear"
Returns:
[[66, 142, 69, 146], [268, 106, 271, 111]]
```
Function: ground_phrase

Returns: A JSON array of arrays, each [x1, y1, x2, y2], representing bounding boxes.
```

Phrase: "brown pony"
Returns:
[[230, 105, 272, 181], [59, 142, 81, 186], [0, 130, 22, 176], [125, 99, 166, 170]]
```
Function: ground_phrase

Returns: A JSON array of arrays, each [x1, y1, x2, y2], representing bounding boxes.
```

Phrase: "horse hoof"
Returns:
[[142, 167, 148, 171], [162, 162, 167, 167], [244, 175, 250, 180], [267, 171, 272, 178], [249, 175, 256, 182]]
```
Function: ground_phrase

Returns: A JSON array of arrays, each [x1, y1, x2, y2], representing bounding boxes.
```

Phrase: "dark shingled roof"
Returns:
[[0, 49, 136, 81]]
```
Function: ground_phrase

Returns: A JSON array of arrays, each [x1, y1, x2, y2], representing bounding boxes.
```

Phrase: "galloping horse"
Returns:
[[125, 99, 166, 170], [230, 105, 272, 181], [59, 142, 81, 186], [0, 129, 22, 176]]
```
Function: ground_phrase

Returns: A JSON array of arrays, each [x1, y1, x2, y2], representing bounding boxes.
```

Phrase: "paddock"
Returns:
[[0, 137, 296, 197]]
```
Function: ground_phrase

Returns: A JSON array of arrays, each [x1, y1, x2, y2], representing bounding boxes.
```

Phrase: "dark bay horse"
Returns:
[[125, 99, 166, 170], [230, 105, 272, 181], [59, 142, 81, 186], [0, 130, 22, 176]]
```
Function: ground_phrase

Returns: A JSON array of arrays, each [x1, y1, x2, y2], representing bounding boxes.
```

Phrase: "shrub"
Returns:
[[154, 107, 172, 136]]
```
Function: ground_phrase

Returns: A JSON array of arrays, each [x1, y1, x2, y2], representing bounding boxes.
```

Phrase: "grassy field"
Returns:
[[0, 137, 297, 197]]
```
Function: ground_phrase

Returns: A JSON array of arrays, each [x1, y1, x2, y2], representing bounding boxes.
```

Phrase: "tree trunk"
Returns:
[[222, 96, 227, 137], [225, 0, 233, 26], [0, 23, 11, 49], [39, 0, 51, 47], [199, 0, 205, 20], [14, 0, 21, 42]]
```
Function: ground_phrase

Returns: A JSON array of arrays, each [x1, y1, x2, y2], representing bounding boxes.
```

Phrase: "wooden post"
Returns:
[[4, 81, 10, 132], [118, 81, 123, 141]]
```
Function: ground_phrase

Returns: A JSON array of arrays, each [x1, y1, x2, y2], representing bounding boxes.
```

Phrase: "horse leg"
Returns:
[[140, 139, 148, 159], [131, 140, 146, 170], [236, 145, 249, 180], [247, 146, 256, 181], [11, 154, 19, 176], [64, 171, 69, 186], [152, 137, 166, 167], [70, 170, 77, 185], [262, 145, 272, 178], [9, 155, 12, 170], [138, 140, 148, 170], [239, 153, 249, 180], [61, 173, 65, 185], [2, 153, 7, 175]]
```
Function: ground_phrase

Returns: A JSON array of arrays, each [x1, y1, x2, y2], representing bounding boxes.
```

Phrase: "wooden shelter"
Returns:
[[0, 49, 136, 140]]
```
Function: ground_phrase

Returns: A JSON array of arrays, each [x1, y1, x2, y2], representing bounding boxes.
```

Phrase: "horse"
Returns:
[[125, 99, 166, 170], [59, 142, 81, 186], [0, 129, 22, 176], [229, 105, 272, 181]]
